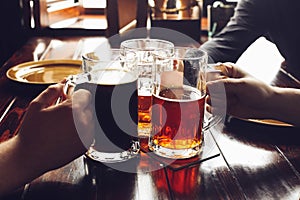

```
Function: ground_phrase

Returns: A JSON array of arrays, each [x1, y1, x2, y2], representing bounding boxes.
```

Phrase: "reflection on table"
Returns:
[[1, 36, 300, 200]]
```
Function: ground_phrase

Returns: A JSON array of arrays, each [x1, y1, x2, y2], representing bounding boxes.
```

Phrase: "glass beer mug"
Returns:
[[149, 47, 221, 159], [65, 49, 140, 163], [120, 39, 175, 137]]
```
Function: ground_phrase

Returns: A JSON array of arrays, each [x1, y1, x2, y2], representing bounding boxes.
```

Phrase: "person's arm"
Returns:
[[200, 0, 269, 63], [266, 87, 300, 126], [0, 84, 94, 195], [207, 63, 300, 126]]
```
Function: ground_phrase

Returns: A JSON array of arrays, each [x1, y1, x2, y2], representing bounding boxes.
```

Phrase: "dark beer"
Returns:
[[77, 69, 138, 153]]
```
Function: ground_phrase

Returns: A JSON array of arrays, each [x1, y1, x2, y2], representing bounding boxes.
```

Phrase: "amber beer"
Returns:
[[138, 95, 152, 126], [149, 85, 205, 158], [77, 69, 138, 153], [120, 39, 175, 136]]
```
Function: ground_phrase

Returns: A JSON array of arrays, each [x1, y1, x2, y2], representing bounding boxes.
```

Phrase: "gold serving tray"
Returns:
[[246, 119, 293, 127], [242, 118, 293, 127], [6, 60, 82, 84]]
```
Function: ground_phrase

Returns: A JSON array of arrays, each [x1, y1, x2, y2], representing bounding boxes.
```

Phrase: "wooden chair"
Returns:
[[149, 0, 202, 42], [21, 0, 148, 37], [105, 0, 148, 37], [20, 0, 106, 36], [207, 1, 235, 38]]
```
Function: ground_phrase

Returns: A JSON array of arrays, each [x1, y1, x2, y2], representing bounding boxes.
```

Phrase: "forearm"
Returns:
[[268, 87, 300, 126], [0, 136, 42, 196]]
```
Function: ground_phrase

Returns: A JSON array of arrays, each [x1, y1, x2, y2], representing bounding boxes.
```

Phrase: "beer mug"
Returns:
[[120, 38, 174, 137], [149, 47, 219, 159], [65, 49, 139, 163]]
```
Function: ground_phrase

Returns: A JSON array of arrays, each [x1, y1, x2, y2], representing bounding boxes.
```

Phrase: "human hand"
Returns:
[[214, 62, 250, 78], [206, 63, 275, 119], [15, 83, 94, 175]]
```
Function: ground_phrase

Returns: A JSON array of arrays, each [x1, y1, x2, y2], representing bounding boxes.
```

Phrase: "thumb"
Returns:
[[29, 83, 65, 111], [215, 62, 249, 78]]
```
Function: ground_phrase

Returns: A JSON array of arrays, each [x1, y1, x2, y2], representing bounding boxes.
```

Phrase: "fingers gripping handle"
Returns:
[[56, 73, 92, 104]]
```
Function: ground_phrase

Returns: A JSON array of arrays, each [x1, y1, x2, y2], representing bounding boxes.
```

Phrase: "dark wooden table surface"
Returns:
[[1, 36, 300, 200]]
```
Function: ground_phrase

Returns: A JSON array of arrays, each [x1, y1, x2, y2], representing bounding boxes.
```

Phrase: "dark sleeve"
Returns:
[[0, 0, 28, 66], [200, 0, 269, 63]]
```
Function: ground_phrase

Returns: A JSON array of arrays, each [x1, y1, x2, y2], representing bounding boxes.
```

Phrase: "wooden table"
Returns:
[[1, 36, 300, 200]]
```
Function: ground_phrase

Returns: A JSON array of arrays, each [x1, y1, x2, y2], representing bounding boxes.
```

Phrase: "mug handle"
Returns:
[[63, 73, 92, 96], [202, 63, 224, 131], [55, 73, 92, 105], [202, 109, 223, 132]]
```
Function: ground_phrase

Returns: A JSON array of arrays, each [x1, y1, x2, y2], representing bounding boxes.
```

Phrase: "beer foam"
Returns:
[[154, 85, 205, 102], [160, 71, 183, 88], [91, 69, 137, 85]]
